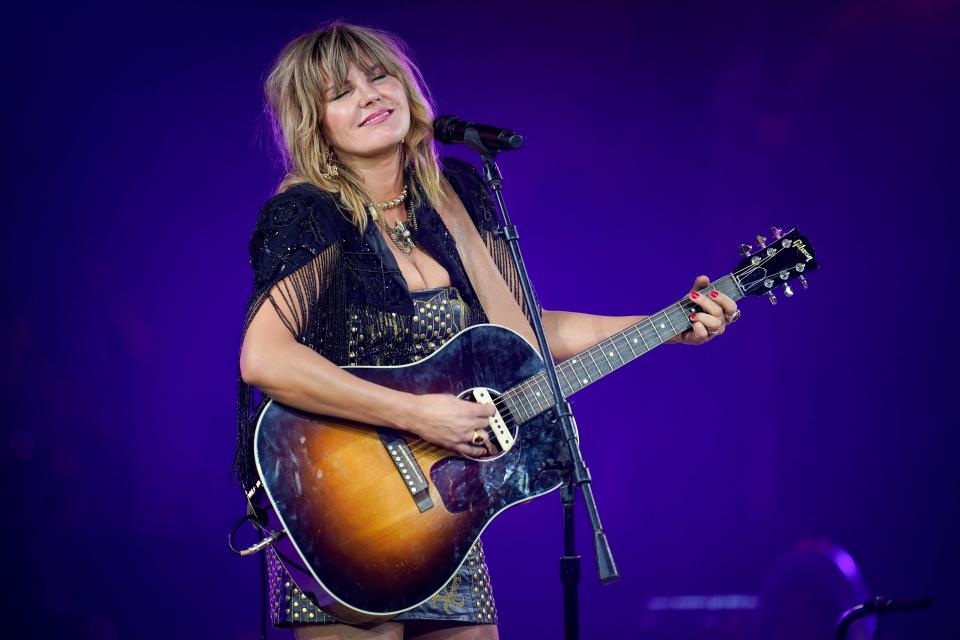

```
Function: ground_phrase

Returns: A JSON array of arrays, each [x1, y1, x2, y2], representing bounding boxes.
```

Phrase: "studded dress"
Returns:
[[237, 158, 537, 628]]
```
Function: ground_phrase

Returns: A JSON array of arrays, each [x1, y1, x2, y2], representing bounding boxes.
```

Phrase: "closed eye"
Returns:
[[329, 72, 387, 101]]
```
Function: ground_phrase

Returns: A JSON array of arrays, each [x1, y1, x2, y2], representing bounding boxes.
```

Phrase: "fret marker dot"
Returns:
[[608, 352, 614, 358], [572, 358, 577, 363], [582, 378, 588, 384], [659, 323, 665, 329], [633, 338, 638, 343]]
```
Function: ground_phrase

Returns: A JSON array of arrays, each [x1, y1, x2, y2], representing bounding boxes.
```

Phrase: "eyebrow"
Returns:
[[360, 59, 386, 73]]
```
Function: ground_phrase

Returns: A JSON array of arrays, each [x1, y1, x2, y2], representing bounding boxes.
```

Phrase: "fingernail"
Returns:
[[689, 313, 697, 320], [710, 290, 719, 299], [690, 292, 699, 300]]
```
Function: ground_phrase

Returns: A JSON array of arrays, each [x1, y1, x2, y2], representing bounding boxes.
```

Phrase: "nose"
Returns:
[[356, 78, 382, 106]]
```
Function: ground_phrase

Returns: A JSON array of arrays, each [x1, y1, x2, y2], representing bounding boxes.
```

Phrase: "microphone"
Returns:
[[433, 116, 524, 152]]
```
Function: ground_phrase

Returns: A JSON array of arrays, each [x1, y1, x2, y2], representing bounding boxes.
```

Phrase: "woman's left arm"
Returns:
[[542, 275, 739, 361], [541, 309, 646, 362]]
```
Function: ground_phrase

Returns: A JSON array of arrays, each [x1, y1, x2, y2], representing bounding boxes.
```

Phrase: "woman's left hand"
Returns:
[[671, 275, 739, 346]]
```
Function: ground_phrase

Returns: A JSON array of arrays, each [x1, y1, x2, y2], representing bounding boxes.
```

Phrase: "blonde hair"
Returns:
[[264, 21, 442, 231]]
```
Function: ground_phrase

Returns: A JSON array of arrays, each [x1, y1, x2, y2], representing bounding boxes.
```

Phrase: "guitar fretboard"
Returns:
[[499, 275, 744, 423]]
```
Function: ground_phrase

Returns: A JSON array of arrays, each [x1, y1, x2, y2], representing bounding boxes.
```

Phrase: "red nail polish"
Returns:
[[710, 290, 719, 298], [690, 291, 699, 300], [689, 313, 697, 320]]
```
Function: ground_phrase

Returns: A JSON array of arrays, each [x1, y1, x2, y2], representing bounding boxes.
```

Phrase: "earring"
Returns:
[[319, 149, 338, 179]]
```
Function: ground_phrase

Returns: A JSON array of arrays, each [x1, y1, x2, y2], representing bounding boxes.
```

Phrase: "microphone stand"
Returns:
[[832, 596, 933, 640], [474, 147, 620, 640]]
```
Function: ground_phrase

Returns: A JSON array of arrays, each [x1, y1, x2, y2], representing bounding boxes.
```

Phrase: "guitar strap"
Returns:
[[435, 177, 541, 356]]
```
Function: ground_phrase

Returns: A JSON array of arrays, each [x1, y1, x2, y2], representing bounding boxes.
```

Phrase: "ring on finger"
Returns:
[[725, 309, 741, 323], [471, 429, 485, 445], [707, 328, 719, 337]]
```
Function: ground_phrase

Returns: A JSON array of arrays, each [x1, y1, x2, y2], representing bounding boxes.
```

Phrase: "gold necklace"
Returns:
[[371, 184, 408, 211], [380, 199, 419, 254]]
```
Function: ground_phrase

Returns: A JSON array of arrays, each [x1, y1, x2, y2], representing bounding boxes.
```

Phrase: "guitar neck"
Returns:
[[501, 274, 744, 424]]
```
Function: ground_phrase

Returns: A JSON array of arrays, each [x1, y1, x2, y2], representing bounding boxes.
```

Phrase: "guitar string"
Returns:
[[501, 268, 750, 402], [504, 303, 694, 406], [514, 245, 804, 409], [404, 288, 738, 456], [488, 299, 696, 417], [467, 252, 794, 429], [262, 246, 810, 500], [502, 251, 804, 409], [401, 248, 808, 458], [501, 286, 729, 410], [402, 317, 676, 455], [405, 281, 756, 457]]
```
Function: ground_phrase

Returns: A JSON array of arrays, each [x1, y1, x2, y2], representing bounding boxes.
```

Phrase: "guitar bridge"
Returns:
[[379, 431, 434, 512]]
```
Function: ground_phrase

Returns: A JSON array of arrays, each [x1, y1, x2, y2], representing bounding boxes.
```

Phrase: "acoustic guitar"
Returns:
[[254, 227, 818, 623]]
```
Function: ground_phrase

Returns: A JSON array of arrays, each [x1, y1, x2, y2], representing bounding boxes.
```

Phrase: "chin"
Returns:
[[355, 133, 407, 156], [350, 141, 405, 160]]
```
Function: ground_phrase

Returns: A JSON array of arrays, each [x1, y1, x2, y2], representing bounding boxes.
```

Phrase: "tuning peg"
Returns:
[[756, 235, 767, 248], [783, 283, 794, 297], [799, 275, 809, 289], [738, 243, 752, 256], [767, 291, 778, 305], [771, 227, 783, 240]]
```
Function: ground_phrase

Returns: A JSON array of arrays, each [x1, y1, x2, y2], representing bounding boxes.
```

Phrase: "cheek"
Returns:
[[322, 107, 353, 144], [390, 90, 412, 131], [387, 80, 409, 108]]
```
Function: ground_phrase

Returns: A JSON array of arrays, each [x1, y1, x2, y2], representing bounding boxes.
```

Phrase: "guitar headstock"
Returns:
[[733, 227, 818, 304]]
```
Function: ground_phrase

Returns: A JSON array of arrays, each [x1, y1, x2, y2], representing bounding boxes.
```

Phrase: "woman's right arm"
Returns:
[[239, 290, 495, 456]]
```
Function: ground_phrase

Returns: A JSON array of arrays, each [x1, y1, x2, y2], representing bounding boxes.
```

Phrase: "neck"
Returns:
[[497, 274, 745, 425], [342, 147, 404, 203]]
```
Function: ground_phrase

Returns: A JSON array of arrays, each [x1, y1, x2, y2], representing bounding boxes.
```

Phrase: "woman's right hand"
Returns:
[[404, 393, 497, 457]]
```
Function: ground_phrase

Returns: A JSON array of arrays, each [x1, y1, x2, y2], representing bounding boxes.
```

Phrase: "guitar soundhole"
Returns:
[[457, 387, 518, 460]]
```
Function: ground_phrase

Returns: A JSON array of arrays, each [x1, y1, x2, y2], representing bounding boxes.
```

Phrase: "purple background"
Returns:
[[6, 1, 958, 638]]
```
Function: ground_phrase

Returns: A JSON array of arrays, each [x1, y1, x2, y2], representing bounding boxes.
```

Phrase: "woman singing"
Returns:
[[235, 21, 738, 640]]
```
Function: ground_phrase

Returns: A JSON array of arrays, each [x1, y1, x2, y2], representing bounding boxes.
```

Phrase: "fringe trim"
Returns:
[[233, 242, 346, 491], [483, 230, 543, 324]]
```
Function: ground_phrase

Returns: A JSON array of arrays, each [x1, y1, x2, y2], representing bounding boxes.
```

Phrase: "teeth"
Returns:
[[362, 111, 390, 127]]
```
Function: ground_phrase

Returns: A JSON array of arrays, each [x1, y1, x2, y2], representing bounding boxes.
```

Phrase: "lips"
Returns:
[[359, 109, 393, 127]]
